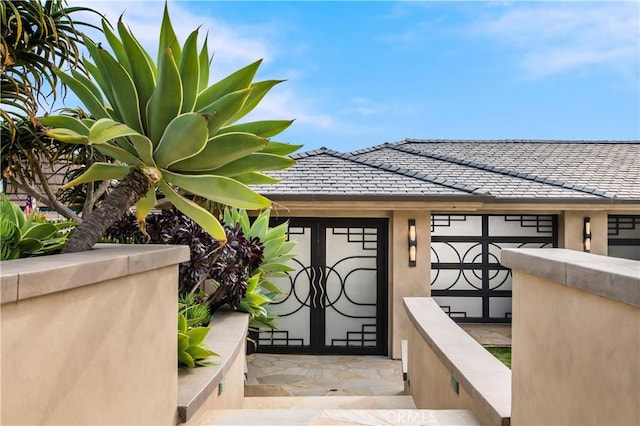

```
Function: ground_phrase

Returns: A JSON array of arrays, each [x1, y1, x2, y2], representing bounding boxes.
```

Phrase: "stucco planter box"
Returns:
[[177, 309, 248, 425], [1, 244, 189, 426]]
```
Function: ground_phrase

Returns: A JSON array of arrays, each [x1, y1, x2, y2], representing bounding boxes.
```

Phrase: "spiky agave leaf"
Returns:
[[40, 5, 300, 250]]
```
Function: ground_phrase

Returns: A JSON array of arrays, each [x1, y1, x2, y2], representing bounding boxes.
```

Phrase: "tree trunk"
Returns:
[[206, 285, 230, 314], [62, 168, 153, 253]]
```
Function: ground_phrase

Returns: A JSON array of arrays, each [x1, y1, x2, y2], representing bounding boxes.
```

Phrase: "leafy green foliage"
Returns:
[[41, 4, 301, 246], [179, 292, 212, 327], [0, 0, 101, 127], [223, 208, 295, 331], [1, 0, 103, 221], [103, 208, 266, 305], [0, 194, 76, 260], [177, 298, 217, 368]]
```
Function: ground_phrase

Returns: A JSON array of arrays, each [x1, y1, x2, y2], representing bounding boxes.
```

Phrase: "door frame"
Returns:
[[254, 217, 389, 355]]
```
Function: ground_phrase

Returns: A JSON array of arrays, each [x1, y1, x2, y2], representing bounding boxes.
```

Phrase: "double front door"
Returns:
[[253, 218, 388, 355]]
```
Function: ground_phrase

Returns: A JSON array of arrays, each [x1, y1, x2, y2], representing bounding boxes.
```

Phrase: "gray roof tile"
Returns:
[[255, 140, 640, 201]]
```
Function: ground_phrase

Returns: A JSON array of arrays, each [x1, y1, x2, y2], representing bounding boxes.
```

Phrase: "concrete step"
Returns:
[[193, 408, 480, 425], [243, 395, 416, 409]]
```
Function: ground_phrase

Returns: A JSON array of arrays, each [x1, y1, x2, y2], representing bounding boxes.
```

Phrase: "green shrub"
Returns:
[[0, 194, 76, 260], [178, 295, 217, 368]]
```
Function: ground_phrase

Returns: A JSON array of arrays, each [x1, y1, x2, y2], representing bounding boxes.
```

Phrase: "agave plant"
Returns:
[[0, 193, 76, 260], [177, 312, 217, 368], [41, 5, 300, 253]]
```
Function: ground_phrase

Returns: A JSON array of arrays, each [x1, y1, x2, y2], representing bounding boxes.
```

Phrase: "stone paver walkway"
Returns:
[[460, 324, 512, 347], [245, 354, 404, 397]]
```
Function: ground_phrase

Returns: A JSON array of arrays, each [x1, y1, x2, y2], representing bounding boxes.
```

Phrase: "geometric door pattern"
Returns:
[[608, 215, 640, 261], [253, 218, 388, 355], [430, 214, 557, 323]]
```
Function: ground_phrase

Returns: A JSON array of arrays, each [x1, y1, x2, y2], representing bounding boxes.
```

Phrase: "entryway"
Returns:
[[253, 218, 388, 355]]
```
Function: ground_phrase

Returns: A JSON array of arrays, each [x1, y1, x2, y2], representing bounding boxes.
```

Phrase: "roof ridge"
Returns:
[[290, 146, 338, 160], [398, 138, 640, 144], [348, 141, 395, 155], [387, 144, 616, 198], [323, 149, 488, 196]]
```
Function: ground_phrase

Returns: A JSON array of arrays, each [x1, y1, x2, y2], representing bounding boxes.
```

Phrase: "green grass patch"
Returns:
[[485, 346, 511, 369]]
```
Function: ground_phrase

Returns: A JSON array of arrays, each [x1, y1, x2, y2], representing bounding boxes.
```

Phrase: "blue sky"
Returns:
[[72, 1, 639, 153]]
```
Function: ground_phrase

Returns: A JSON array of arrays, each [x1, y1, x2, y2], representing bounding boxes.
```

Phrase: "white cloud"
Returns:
[[245, 87, 334, 129], [471, 2, 640, 78], [68, 1, 332, 130], [337, 97, 423, 119], [340, 98, 381, 116], [74, 1, 272, 77]]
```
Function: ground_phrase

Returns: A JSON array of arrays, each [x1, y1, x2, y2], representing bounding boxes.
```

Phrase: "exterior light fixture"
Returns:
[[408, 219, 417, 267], [583, 217, 591, 253]]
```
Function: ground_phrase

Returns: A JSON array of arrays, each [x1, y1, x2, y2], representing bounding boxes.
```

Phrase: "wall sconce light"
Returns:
[[583, 217, 591, 253], [408, 219, 417, 267]]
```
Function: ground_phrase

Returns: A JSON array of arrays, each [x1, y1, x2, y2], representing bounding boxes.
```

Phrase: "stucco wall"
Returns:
[[559, 210, 607, 254], [404, 298, 511, 426], [182, 342, 245, 425], [390, 210, 430, 359], [178, 310, 249, 424], [1, 245, 188, 426], [503, 249, 640, 425]]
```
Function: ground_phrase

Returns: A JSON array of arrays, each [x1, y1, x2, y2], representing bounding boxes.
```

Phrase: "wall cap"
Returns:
[[500, 248, 639, 307], [0, 244, 190, 304], [404, 297, 511, 426], [177, 309, 248, 423]]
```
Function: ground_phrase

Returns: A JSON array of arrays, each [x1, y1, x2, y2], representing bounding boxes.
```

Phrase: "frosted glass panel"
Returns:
[[261, 226, 311, 346], [489, 215, 554, 237], [432, 297, 482, 319], [324, 227, 378, 347], [431, 269, 483, 291], [608, 216, 640, 239], [490, 242, 553, 265], [607, 216, 640, 261], [431, 242, 483, 264], [490, 298, 512, 319], [608, 245, 640, 261], [488, 269, 511, 291], [431, 215, 481, 236]]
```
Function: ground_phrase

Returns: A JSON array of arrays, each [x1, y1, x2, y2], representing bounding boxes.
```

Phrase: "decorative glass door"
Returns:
[[253, 218, 388, 355]]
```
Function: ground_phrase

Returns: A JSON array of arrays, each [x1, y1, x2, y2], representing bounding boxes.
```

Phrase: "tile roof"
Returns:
[[254, 140, 640, 202]]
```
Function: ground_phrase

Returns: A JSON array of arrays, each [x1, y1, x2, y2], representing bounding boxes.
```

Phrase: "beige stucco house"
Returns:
[[250, 139, 640, 359]]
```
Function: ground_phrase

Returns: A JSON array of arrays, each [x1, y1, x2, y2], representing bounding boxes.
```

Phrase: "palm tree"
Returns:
[[1, 0, 102, 221], [42, 5, 300, 253]]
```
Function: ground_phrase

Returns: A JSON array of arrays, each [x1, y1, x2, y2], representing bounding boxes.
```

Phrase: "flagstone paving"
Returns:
[[245, 325, 511, 398], [460, 324, 512, 347], [245, 354, 405, 397]]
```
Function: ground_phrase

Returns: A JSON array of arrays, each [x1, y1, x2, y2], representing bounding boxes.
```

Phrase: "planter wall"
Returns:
[[502, 248, 640, 425], [1, 244, 189, 425], [178, 310, 248, 425], [403, 297, 511, 426]]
